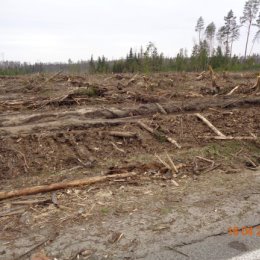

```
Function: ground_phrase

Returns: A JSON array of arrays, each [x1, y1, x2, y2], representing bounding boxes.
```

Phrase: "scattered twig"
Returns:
[[244, 155, 258, 168], [0, 208, 26, 218], [196, 156, 215, 165], [14, 236, 53, 260], [10, 198, 52, 206], [171, 179, 180, 187], [155, 154, 179, 186], [156, 103, 167, 114], [13, 148, 29, 171], [166, 153, 179, 174], [166, 136, 182, 148], [110, 141, 125, 153], [201, 164, 221, 174], [155, 154, 171, 169], [77, 158, 93, 168], [109, 232, 124, 244]]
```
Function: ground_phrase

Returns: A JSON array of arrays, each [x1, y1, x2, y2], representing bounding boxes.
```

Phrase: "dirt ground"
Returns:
[[0, 71, 260, 259]]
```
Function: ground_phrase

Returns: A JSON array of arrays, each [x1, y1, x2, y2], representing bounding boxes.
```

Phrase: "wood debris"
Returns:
[[0, 172, 137, 200], [108, 131, 137, 138], [226, 85, 240, 96], [251, 75, 260, 93], [195, 113, 226, 138], [156, 103, 167, 114], [138, 121, 181, 149]]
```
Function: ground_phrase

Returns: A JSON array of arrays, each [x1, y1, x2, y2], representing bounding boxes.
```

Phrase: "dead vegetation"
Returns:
[[0, 71, 260, 259]]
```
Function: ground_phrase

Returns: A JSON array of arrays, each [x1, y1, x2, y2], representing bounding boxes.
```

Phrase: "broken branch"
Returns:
[[0, 172, 137, 200], [110, 141, 125, 153], [156, 103, 167, 114], [155, 154, 171, 170], [166, 153, 179, 174], [227, 85, 240, 96], [138, 121, 181, 149], [195, 113, 226, 138]]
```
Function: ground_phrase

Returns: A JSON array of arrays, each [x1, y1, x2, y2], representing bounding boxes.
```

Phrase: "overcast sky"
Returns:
[[0, 0, 258, 63]]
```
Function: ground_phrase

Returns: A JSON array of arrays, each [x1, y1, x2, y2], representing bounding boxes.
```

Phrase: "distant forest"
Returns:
[[1, 0, 260, 75]]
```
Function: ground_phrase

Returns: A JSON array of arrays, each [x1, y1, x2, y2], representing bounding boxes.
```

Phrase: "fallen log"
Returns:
[[199, 136, 257, 140], [195, 113, 226, 138], [108, 131, 137, 138], [0, 172, 137, 200], [2, 96, 260, 135]]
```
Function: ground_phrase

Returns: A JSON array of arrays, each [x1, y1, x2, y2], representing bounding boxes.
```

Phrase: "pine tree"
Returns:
[[89, 55, 95, 74], [250, 13, 260, 54], [195, 17, 205, 42], [129, 48, 133, 59], [217, 10, 240, 57], [217, 26, 228, 54], [230, 16, 240, 57], [205, 22, 216, 56], [240, 0, 260, 58]]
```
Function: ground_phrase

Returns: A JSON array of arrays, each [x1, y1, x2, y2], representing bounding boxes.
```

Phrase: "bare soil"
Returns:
[[0, 71, 260, 259]]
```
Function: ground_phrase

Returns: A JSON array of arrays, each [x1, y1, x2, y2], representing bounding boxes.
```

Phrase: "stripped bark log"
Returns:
[[0, 172, 137, 200], [227, 85, 240, 96], [166, 153, 179, 174], [199, 136, 257, 140], [108, 131, 137, 138], [195, 113, 226, 138]]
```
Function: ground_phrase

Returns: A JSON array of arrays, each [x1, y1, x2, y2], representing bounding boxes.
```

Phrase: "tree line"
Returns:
[[0, 0, 260, 75]]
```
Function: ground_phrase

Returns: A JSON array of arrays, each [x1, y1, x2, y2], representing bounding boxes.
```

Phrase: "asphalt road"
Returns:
[[162, 232, 260, 260]]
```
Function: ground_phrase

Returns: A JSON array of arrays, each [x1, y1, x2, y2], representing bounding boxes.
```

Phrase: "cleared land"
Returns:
[[0, 71, 260, 259]]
